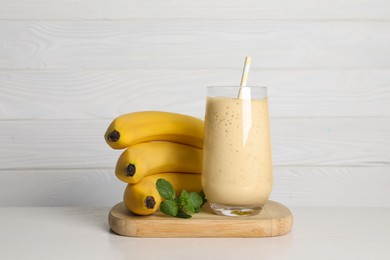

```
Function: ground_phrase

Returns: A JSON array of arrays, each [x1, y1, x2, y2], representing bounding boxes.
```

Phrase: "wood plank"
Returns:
[[270, 167, 390, 207], [270, 117, 390, 166], [1, 69, 390, 119], [0, 169, 125, 207], [0, 118, 388, 170], [1, 167, 389, 207], [1, 21, 390, 69], [0, 0, 389, 20], [108, 201, 293, 237]]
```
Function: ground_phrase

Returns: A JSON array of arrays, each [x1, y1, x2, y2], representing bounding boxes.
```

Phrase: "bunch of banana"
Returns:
[[104, 111, 204, 215]]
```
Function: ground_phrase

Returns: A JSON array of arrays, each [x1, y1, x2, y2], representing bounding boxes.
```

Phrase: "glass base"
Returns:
[[209, 203, 263, 217]]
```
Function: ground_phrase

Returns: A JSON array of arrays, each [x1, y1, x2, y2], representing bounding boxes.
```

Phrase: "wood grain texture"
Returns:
[[1, 167, 389, 207], [1, 21, 390, 69], [109, 201, 293, 237], [0, 0, 389, 20], [0, 69, 389, 119], [0, 118, 388, 170], [271, 167, 390, 207], [0, 169, 125, 207]]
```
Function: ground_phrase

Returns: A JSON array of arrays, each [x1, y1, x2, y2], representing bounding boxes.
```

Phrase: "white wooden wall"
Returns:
[[0, 0, 389, 207]]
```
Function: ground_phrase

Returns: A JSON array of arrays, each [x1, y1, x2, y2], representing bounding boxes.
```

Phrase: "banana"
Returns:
[[105, 111, 204, 149], [116, 141, 202, 184], [123, 172, 202, 215]]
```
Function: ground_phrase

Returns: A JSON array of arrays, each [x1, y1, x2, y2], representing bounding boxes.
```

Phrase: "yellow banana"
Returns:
[[123, 172, 202, 215], [105, 111, 204, 149], [116, 141, 202, 184]]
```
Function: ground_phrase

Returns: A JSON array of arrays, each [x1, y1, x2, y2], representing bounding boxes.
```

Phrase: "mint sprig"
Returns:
[[160, 200, 178, 217], [156, 178, 206, 218], [156, 178, 176, 200]]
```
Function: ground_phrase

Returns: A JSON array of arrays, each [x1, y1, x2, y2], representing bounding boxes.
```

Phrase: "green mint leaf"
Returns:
[[179, 190, 190, 207], [178, 190, 196, 215], [188, 192, 203, 208], [174, 197, 180, 204], [156, 178, 176, 200], [182, 204, 195, 214], [160, 200, 178, 217], [156, 183, 206, 218], [199, 190, 207, 206], [176, 209, 192, 219]]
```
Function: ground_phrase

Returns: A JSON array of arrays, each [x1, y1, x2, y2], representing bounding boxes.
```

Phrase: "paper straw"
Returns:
[[238, 56, 251, 98]]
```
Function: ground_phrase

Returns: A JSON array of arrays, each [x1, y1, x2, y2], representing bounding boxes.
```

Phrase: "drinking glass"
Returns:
[[202, 86, 273, 216]]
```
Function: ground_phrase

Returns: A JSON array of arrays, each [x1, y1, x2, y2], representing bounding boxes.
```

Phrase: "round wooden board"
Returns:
[[108, 201, 293, 238]]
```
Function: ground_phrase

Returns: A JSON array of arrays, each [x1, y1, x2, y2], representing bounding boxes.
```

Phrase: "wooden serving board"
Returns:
[[108, 201, 293, 238]]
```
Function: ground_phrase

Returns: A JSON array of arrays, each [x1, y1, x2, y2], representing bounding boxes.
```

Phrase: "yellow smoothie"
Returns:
[[202, 96, 273, 207]]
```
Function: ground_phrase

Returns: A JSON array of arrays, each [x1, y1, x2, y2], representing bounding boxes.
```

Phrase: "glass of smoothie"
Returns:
[[202, 86, 273, 216]]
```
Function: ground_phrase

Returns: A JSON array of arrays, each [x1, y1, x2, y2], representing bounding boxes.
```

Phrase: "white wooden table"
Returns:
[[1, 206, 389, 259]]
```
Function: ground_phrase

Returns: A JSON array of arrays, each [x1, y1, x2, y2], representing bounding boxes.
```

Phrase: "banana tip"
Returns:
[[107, 130, 120, 142], [145, 196, 156, 209]]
